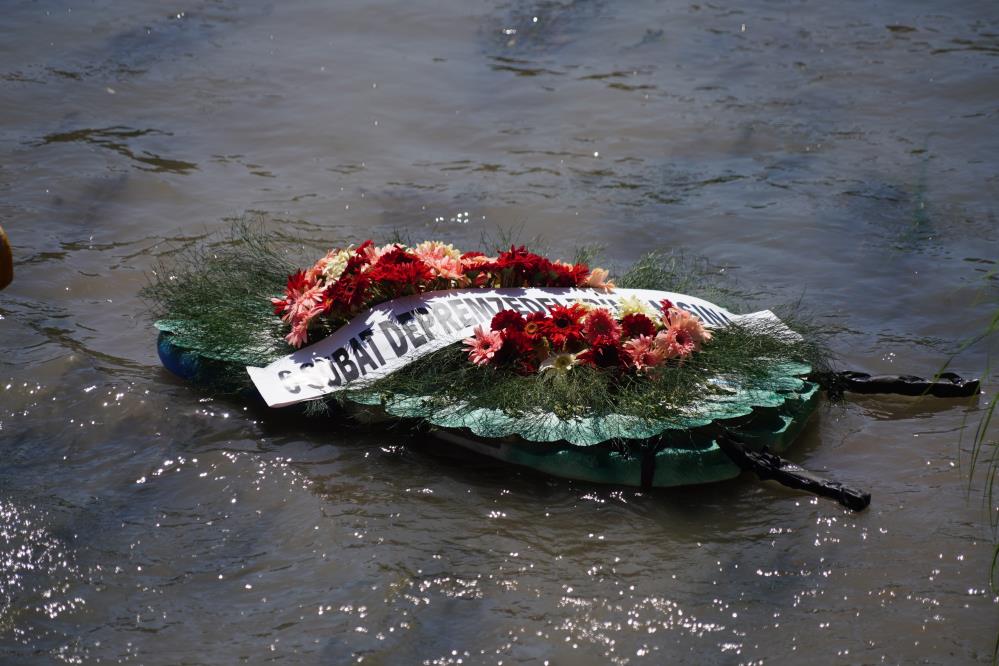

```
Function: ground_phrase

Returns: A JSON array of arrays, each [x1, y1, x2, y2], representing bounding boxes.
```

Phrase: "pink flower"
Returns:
[[659, 327, 695, 359], [361, 243, 401, 270], [284, 303, 326, 348], [463, 325, 504, 366], [272, 271, 325, 324], [286, 318, 311, 348], [665, 307, 711, 352], [422, 255, 467, 283], [583, 267, 615, 292], [412, 241, 460, 262], [622, 334, 667, 372]]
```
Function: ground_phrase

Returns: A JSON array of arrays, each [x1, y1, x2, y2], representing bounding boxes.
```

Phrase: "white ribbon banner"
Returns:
[[247, 287, 766, 408]]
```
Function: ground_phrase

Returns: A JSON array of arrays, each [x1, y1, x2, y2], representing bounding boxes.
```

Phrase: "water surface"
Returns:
[[2, 0, 997, 663]]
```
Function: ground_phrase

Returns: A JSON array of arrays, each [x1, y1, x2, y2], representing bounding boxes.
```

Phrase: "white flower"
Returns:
[[321, 248, 353, 282], [539, 352, 578, 373], [617, 294, 661, 325]]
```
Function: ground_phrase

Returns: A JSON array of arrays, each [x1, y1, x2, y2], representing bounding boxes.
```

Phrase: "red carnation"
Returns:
[[322, 272, 371, 321], [621, 312, 656, 339], [344, 240, 375, 276], [547, 262, 576, 288], [491, 309, 525, 332]]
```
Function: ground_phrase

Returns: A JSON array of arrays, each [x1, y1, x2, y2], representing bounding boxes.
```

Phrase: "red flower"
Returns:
[[492, 328, 536, 370], [621, 312, 657, 338], [366, 247, 433, 296], [577, 342, 629, 369], [522, 311, 548, 341], [550, 262, 590, 288], [541, 303, 586, 350], [513, 353, 540, 375], [322, 273, 371, 320], [582, 308, 622, 345], [344, 240, 375, 276], [485, 246, 555, 287], [272, 269, 312, 316], [659, 299, 675, 324], [491, 309, 525, 332]]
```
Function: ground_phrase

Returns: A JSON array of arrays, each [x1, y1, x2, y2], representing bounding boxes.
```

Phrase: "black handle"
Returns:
[[716, 434, 871, 511], [810, 370, 980, 398]]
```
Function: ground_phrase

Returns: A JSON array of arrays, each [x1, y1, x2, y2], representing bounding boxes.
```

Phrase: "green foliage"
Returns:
[[141, 222, 298, 384], [616, 251, 740, 311]]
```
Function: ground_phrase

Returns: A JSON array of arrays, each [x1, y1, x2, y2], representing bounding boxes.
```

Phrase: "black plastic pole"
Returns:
[[809, 370, 979, 399], [715, 434, 871, 511]]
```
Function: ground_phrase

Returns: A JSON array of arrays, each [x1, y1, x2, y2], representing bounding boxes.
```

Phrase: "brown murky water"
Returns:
[[2, 0, 998, 663]]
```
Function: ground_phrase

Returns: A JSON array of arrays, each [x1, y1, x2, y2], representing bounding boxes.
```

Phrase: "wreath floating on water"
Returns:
[[145, 225, 979, 510]]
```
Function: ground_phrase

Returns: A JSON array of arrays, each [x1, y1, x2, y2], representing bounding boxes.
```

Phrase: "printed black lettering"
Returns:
[[358, 328, 385, 365], [278, 369, 301, 394], [431, 302, 458, 334], [414, 307, 438, 342], [517, 297, 545, 313], [463, 298, 494, 324], [688, 303, 723, 326], [503, 297, 528, 315], [332, 347, 360, 382], [536, 297, 555, 311], [487, 297, 507, 315], [449, 300, 476, 327], [299, 361, 325, 391], [350, 337, 379, 375], [397, 311, 429, 347], [317, 357, 342, 387], [378, 320, 409, 356], [684, 302, 707, 320]]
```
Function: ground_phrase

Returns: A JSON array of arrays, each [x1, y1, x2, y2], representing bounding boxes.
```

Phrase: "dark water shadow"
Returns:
[[35, 127, 198, 174]]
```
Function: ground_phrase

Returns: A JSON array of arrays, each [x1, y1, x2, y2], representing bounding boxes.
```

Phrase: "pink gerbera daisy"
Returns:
[[285, 318, 312, 348], [622, 334, 666, 372], [463, 325, 504, 366], [665, 307, 712, 352], [422, 255, 467, 283], [661, 326, 696, 359]]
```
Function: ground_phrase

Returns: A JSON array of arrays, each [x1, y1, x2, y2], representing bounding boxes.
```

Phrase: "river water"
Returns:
[[2, 0, 998, 663]]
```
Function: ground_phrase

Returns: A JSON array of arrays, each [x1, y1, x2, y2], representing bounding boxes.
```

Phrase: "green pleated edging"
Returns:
[[427, 381, 820, 487], [347, 361, 812, 446]]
